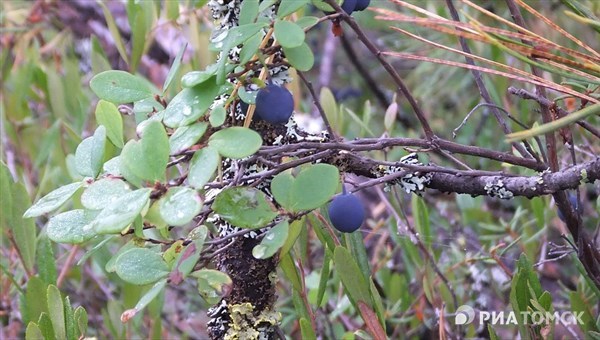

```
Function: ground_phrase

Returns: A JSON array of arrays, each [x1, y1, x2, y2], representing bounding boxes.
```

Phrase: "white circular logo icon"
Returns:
[[455, 305, 475, 325]]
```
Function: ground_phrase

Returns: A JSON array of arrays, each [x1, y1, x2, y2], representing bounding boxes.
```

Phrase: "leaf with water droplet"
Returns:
[[252, 220, 289, 259], [163, 79, 220, 128], [87, 188, 151, 234], [115, 247, 169, 285], [47, 210, 97, 244], [81, 178, 131, 210], [158, 187, 202, 226]]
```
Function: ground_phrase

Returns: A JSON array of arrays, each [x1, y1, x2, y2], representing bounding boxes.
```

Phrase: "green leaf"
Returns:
[[158, 187, 202, 226], [216, 23, 268, 84], [209, 105, 226, 127], [299, 318, 316, 340], [115, 248, 170, 285], [188, 146, 220, 189], [193, 269, 232, 304], [87, 188, 151, 234], [212, 187, 278, 229], [37, 312, 55, 340], [278, 0, 310, 17], [279, 253, 302, 292], [24, 277, 48, 327], [181, 65, 218, 88], [105, 241, 136, 273], [238, 35, 262, 65], [570, 290, 598, 333], [411, 196, 431, 253], [333, 246, 373, 307], [81, 178, 131, 211], [170, 226, 208, 285], [316, 252, 330, 307], [120, 120, 169, 183], [25, 322, 44, 340], [296, 16, 320, 29], [238, 86, 258, 104], [47, 210, 96, 244], [280, 219, 303, 257], [46, 285, 66, 340], [274, 20, 305, 48], [95, 100, 124, 148], [169, 122, 208, 155], [283, 43, 314, 71], [273, 164, 339, 212], [75, 125, 106, 178], [208, 127, 262, 159], [129, 4, 149, 73], [73, 306, 88, 338], [2, 164, 37, 272], [90, 70, 153, 104], [163, 79, 220, 128], [239, 0, 259, 25], [163, 43, 187, 93], [36, 236, 57, 285], [126, 279, 167, 320], [97, 2, 128, 65], [253, 220, 289, 259], [24, 182, 82, 218], [507, 103, 600, 142]]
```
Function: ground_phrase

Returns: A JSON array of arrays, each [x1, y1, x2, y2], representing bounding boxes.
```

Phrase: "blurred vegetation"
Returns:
[[1, 0, 599, 339]]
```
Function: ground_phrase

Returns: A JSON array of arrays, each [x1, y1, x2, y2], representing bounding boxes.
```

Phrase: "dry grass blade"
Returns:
[[383, 51, 599, 104], [513, 0, 600, 59], [388, 27, 590, 92]]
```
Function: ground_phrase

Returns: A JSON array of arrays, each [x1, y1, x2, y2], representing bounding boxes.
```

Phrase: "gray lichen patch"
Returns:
[[484, 179, 514, 199]]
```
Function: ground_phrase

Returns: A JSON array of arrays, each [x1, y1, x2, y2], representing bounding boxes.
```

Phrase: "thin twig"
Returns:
[[297, 71, 336, 139]]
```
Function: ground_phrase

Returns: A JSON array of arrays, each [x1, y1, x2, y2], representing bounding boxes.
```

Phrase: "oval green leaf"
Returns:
[[75, 126, 106, 178], [120, 120, 169, 183], [81, 178, 131, 211], [47, 210, 96, 244], [208, 127, 262, 159], [169, 122, 208, 155], [193, 269, 232, 304], [283, 42, 315, 72], [209, 105, 226, 127], [23, 182, 83, 218], [87, 188, 151, 234], [163, 80, 220, 128], [212, 187, 278, 229], [188, 146, 220, 189], [158, 187, 202, 226], [270, 171, 294, 211], [253, 220, 289, 259], [90, 70, 153, 104], [95, 100, 124, 148], [290, 164, 339, 212], [274, 20, 305, 48], [115, 248, 169, 285], [278, 0, 310, 17]]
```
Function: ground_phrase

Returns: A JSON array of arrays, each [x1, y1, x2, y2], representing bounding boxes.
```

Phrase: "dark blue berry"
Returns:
[[328, 192, 365, 233], [341, 0, 357, 14], [354, 0, 370, 11], [254, 84, 294, 124], [557, 194, 579, 222]]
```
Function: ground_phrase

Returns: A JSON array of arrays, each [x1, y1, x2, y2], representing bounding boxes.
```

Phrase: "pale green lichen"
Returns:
[[580, 169, 588, 183], [224, 303, 281, 340]]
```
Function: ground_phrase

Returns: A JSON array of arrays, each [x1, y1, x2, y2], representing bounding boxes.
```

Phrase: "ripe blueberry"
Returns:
[[557, 194, 579, 222], [354, 0, 370, 11], [328, 192, 365, 233], [254, 84, 294, 124], [341, 0, 358, 14]]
